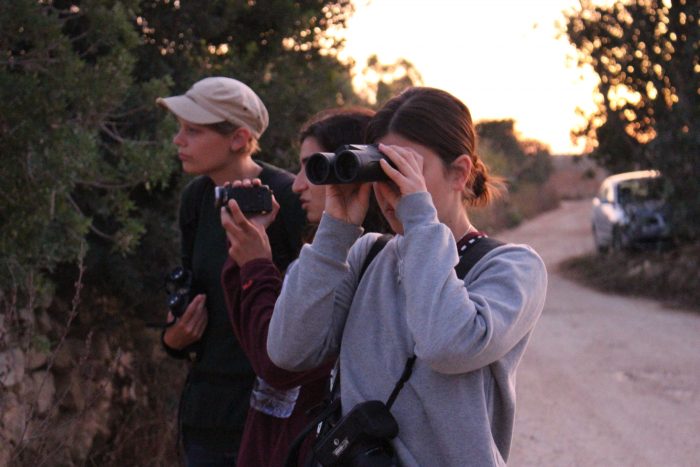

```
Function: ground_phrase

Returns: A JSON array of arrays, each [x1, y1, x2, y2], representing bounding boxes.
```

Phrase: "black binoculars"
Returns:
[[305, 144, 392, 185]]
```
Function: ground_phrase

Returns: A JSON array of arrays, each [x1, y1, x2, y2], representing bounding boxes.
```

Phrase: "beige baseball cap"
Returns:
[[156, 77, 269, 138]]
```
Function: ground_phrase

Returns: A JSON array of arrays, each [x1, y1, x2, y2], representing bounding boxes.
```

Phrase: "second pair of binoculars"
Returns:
[[305, 144, 395, 185]]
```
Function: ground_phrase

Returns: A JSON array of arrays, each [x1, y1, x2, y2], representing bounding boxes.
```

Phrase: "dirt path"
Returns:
[[499, 200, 700, 467]]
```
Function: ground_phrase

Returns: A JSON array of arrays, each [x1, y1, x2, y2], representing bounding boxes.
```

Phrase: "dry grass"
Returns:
[[559, 243, 700, 313], [471, 180, 561, 234]]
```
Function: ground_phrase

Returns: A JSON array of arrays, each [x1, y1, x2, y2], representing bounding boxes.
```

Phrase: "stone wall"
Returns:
[[0, 292, 182, 466]]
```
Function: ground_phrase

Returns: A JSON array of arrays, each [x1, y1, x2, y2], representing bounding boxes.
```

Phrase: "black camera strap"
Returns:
[[385, 355, 417, 409], [286, 233, 503, 467], [335, 234, 504, 411], [385, 235, 504, 408]]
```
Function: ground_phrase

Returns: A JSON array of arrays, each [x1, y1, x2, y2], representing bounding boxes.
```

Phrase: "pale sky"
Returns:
[[339, 0, 601, 155]]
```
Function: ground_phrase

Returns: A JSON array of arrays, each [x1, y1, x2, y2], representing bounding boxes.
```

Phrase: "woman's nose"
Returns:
[[292, 171, 306, 194]]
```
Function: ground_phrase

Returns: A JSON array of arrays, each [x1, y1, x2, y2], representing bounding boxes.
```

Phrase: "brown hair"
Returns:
[[299, 107, 392, 235], [299, 107, 375, 150], [366, 87, 504, 207], [207, 121, 261, 155]]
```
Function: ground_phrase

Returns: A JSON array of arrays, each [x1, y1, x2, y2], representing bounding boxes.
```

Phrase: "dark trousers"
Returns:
[[184, 441, 237, 467]]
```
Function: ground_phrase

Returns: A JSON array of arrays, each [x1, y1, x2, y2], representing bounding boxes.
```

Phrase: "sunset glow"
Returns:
[[339, 0, 603, 154]]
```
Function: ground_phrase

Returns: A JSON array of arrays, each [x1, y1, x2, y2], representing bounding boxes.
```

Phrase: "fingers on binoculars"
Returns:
[[230, 178, 262, 188]]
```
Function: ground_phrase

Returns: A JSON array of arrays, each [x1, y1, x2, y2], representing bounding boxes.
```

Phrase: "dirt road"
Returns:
[[499, 200, 700, 467]]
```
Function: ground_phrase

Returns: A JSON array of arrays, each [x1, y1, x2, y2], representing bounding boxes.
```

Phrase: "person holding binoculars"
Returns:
[[156, 77, 305, 466], [219, 107, 388, 467], [267, 87, 547, 466]]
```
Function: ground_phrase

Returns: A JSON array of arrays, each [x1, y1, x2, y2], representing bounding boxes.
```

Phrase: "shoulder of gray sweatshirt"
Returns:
[[267, 191, 547, 467]]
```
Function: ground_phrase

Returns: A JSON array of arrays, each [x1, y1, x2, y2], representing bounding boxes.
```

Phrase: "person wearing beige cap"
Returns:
[[156, 76, 306, 466]]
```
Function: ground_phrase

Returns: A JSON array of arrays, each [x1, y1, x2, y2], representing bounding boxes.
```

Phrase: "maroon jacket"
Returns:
[[222, 257, 332, 467]]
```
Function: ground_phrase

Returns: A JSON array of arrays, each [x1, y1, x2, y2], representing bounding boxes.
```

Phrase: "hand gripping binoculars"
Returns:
[[305, 144, 393, 185]]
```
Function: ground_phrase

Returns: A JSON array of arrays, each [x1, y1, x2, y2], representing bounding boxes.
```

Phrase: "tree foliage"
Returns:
[[0, 0, 368, 308], [135, 0, 361, 166], [0, 0, 369, 464], [565, 0, 700, 239], [354, 54, 424, 105], [477, 119, 553, 187], [0, 0, 175, 306]]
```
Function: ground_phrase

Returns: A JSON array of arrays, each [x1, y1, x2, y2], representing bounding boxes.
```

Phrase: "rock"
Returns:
[[18, 307, 36, 329], [35, 310, 53, 334], [17, 370, 56, 417], [26, 347, 49, 370], [67, 401, 112, 463], [54, 371, 85, 412], [93, 333, 111, 362], [0, 348, 25, 387], [0, 392, 27, 444], [0, 448, 10, 467], [52, 338, 85, 373], [31, 371, 56, 415]]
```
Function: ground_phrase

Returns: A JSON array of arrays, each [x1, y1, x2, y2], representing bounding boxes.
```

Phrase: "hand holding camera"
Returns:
[[162, 291, 208, 350], [215, 182, 274, 214], [219, 179, 279, 266]]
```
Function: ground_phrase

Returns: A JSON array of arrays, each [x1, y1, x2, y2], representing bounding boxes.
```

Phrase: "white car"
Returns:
[[591, 170, 671, 252]]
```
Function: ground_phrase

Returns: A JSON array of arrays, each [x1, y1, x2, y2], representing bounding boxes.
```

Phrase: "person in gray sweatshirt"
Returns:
[[267, 87, 547, 466]]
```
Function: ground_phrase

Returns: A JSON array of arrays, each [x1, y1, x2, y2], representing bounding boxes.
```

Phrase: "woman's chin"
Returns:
[[306, 211, 322, 224]]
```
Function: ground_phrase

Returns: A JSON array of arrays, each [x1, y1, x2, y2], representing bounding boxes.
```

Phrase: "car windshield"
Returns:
[[617, 177, 666, 204]]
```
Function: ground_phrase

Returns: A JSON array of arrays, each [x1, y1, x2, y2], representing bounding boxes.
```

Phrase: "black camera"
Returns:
[[306, 144, 392, 185], [313, 400, 399, 466], [164, 266, 193, 318], [214, 184, 273, 214]]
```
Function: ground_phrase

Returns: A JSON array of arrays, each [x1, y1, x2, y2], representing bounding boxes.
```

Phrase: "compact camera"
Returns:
[[214, 184, 273, 214], [305, 144, 393, 185], [313, 400, 399, 466], [164, 266, 193, 318]]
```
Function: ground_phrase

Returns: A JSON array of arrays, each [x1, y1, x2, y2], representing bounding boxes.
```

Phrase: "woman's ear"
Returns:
[[449, 154, 472, 191], [229, 127, 252, 153]]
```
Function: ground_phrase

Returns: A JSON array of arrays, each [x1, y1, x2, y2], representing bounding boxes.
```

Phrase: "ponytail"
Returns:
[[464, 156, 505, 207]]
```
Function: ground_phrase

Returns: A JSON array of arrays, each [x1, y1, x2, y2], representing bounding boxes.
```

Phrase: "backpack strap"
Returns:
[[179, 175, 212, 271], [358, 233, 393, 281], [454, 236, 504, 279], [385, 236, 504, 406], [361, 233, 502, 282], [329, 233, 393, 400]]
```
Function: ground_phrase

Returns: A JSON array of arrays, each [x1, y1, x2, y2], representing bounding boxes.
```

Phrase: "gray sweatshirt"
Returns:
[[267, 192, 547, 466]]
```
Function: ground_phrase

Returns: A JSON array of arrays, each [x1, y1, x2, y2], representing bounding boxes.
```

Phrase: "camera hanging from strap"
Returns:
[[364, 233, 505, 410], [285, 233, 504, 467]]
